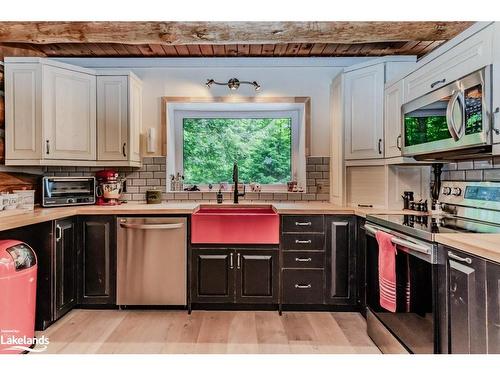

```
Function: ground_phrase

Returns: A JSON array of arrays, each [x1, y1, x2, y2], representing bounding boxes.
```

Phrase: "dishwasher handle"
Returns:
[[119, 222, 184, 230]]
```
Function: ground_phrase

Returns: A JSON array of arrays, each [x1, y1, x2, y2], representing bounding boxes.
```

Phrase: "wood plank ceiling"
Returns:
[[0, 21, 474, 58]]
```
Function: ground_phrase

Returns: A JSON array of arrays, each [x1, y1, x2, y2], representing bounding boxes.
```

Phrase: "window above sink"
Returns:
[[165, 100, 309, 192]]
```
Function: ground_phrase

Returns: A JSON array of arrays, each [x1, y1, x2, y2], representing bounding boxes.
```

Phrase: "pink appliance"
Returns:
[[0, 240, 37, 354]]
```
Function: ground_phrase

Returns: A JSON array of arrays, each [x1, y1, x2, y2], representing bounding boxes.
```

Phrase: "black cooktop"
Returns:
[[367, 213, 500, 241]]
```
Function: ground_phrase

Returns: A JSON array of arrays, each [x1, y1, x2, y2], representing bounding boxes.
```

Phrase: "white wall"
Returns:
[[58, 57, 371, 156]]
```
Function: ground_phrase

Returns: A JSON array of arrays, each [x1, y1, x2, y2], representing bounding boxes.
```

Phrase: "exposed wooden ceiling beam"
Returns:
[[0, 21, 473, 45]]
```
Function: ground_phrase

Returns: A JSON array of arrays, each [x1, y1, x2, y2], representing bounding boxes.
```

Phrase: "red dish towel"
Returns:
[[375, 231, 398, 312]]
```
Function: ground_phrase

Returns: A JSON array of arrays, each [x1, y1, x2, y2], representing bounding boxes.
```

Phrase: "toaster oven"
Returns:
[[42, 177, 96, 207]]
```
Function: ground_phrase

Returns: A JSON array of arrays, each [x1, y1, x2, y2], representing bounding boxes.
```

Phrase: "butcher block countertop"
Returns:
[[2, 202, 499, 263], [435, 233, 500, 264], [0, 201, 414, 232]]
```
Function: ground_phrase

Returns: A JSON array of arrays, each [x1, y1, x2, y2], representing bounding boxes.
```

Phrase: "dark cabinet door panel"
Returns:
[[78, 216, 116, 305], [282, 215, 324, 233], [487, 261, 500, 354], [282, 250, 324, 269], [54, 218, 77, 320], [282, 233, 325, 251], [357, 218, 367, 315], [236, 250, 278, 303], [448, 250, 487, 354], [325, 216, 357, 306], [282, 269, 324, 304], [191, 249, 234, 303]]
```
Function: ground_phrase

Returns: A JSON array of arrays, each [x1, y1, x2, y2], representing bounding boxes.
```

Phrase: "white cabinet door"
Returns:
[[128, 76, 142, 162], [97, 76, 128, 160], [4, 63, 42, 160], [344, 64, 385, 160], [493, 23, 500, 146], [384, 80, 404, 158], [404, 26, 493, 103], [43, 65, 96, 160]]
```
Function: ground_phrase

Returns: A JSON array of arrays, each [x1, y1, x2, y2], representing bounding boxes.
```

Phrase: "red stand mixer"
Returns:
[[95, 169, 124, 206]]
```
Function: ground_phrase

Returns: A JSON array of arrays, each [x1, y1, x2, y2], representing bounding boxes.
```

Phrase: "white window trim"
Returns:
[[166, 102, 306, 192]]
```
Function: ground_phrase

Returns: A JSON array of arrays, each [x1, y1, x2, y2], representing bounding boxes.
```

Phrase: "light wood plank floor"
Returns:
[[34, 309, 380, 354]]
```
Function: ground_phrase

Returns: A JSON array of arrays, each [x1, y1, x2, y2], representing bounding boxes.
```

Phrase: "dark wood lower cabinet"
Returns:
[[325, 216, 357, 306], [54, 218, 77, 320], [486, 261, 500, 354], [282, 269, 324, 304], [191, 249, 235, 303], [447, 248, 487, 354], [280, 214, 357, 309], [236, 250, 278, 303], [78, 215, 116, 306], [356, 218, 367, 316], [190, 247, 278, 304]]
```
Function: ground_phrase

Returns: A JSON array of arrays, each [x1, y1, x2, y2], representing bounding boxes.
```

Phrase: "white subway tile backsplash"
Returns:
[[457, 161, 474, 170], [43, 155, 331, 202], [465, 170, 483, 181]]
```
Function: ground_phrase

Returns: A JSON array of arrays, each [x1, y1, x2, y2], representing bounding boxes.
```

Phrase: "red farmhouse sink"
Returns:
[[191, 205, 279, 244]]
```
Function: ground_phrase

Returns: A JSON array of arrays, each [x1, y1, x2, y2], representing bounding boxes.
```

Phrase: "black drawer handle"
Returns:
[[295, 221, 312, 226], [430, 78, 446, 89], [295, 257, 312, 262], [295, 239, 312, 244], [295, 284, 312, 289]]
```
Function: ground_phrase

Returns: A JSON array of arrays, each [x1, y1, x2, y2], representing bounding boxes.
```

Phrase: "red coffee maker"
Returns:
[[95, 169, 123, 206]]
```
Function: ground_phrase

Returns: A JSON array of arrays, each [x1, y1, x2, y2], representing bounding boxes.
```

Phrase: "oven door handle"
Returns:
[[363, 223, 432, 255], [391, 237, 431, 255]]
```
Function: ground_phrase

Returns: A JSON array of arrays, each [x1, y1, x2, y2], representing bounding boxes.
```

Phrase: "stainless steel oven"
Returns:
[[402, 67, 492, 160], [364, 222, 441, 354]]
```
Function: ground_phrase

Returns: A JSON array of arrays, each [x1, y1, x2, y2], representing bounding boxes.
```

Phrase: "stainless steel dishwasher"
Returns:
[[117, 217, 187, 306]]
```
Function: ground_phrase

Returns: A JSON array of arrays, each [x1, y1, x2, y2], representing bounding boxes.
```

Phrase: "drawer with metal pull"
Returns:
[[282, 233, 325, 251], [282, 215, 324, 233], [282, 269, 324, 304], [282, 251, 324, 269]]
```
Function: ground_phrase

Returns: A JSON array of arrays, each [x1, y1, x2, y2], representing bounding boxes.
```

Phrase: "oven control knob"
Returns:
[[451, 187, 462, 197], [442, 187, 452, 196]]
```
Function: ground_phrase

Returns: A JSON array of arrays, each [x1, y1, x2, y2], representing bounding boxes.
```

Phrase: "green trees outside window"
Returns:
[[183, 118, 292, 185]]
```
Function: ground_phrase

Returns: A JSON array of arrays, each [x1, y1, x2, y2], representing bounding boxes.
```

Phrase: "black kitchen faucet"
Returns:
[[232, 162, 246, 204]]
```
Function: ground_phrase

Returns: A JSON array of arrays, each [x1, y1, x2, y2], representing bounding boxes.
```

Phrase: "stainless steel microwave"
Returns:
[[402, 67, 492, 160]]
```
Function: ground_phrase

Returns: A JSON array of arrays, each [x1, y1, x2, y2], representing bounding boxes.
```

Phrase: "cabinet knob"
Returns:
[[122, 142, 127, 157], [46, 140, 50, 155], [378, 139, 383, 155]]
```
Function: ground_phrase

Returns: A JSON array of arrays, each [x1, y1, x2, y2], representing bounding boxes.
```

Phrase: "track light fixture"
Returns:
[[205, 78, 261, 91]]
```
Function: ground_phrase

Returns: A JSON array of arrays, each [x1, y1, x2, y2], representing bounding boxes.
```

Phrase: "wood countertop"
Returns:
[[6, 202, 498, 263], [435, 233, 500, 264], [0, 201, 413, 233]]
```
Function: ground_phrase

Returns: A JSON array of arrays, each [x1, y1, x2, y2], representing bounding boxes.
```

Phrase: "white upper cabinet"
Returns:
[[97, 74, 142, 162], [43, 65, 96, 160], [4, 58, 142, 166], [404, 25, 493, 104], [97, 75, 128, 161], [493, 23, 500, 146], [344, 63, 385, 160], [384, 80, 404, 158], [128, 76, 142, 162], [4, 63, 42, 160]]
